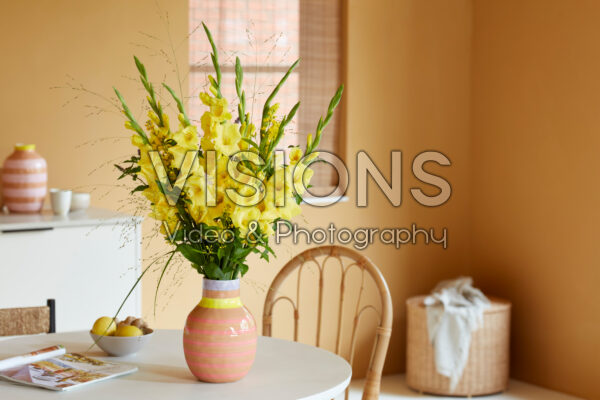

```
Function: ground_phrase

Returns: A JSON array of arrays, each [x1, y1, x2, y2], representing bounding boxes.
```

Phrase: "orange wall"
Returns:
[[471, 1, 600, 398], [341, 0, 473, 373]]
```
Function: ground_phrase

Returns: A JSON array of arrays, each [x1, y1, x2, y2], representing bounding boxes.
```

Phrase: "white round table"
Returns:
[[0, 330, 351, 400]]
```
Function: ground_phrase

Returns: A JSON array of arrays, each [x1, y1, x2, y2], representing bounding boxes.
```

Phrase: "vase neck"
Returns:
[[202, 279, 240, 299]]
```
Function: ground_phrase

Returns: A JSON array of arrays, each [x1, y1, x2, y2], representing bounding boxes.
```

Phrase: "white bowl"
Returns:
[[90, 331, 154, 357], [70, 192, 90, 211]]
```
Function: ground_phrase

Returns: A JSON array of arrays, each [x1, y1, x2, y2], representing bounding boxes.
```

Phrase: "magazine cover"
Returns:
[[0, 347, 137, 391]]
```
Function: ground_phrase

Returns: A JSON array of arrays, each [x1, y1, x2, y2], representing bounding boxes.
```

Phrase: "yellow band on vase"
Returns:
[[15, 143, 35, 151], [199, 297, 242, 309]]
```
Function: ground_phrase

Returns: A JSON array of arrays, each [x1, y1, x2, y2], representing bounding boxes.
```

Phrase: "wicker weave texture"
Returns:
[[0, 306, 50, 336], [406, 296, 511, 396]]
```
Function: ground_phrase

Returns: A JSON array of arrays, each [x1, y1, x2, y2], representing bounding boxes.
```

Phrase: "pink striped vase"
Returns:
[[183, 278, 257, 383], [1, 144, 47, 213]]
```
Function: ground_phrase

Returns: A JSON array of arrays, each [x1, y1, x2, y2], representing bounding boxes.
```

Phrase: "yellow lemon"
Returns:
[[115, 325, 143, 337], [91, 317, 117, 336]]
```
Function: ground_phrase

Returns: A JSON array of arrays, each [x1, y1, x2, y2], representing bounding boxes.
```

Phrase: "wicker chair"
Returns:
[[0, 299, 56, 336], [263, 246, 393, 400]]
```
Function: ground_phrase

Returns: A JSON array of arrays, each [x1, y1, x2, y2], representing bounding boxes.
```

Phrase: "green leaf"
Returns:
[[260, 250, 270, 262], [131, 184, 149, 194], [242, 138, 259, 149], [204, 262, 225, 280], [177, 244, 206, 265], [238, 264, 249, 277], [232, 246, 252, 259]]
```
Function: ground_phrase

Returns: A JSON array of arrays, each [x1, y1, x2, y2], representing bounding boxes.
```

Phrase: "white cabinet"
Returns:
[[0, 208, 142, 332]]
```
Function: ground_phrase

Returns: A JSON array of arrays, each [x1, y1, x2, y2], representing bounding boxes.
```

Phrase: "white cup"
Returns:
[[70, 192, 90, 212], [50, 189, 72, 216]]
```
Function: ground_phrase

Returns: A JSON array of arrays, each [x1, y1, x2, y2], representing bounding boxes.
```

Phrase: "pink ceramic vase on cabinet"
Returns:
[[183, 279, 257, 383], [1, 144, 47, 213]]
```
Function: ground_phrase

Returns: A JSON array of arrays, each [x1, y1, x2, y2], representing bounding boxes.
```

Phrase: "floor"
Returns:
[[341, 375, 584, 400]]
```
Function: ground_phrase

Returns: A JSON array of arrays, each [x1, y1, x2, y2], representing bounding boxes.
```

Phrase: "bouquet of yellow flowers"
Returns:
[[114, 24, 343, 283]]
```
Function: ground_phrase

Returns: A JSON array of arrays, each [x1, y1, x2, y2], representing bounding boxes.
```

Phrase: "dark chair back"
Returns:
[[0, 299, 56, 336]]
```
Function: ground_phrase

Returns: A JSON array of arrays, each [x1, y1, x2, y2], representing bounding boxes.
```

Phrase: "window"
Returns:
[[189, 0, 343, 189]]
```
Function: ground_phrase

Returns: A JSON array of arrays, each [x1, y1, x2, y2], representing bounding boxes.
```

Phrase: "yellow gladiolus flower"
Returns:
[[148, 110, 161, 126], [231, 206, 261, 236], [160, 112, 170, 130], [142, 185, 162, 204], [289, 147, 303, 165], [186, 172, 212, 224], [169, 145, 189, 170], [171, 125, 199, 150], [199, 92, 231, 121], [259, 203, 279, 223], [214, 155, 229, 182], [159, 212, 180, 236], [259, 220, 275, 237], [214, 122, 241, 156], [204, 199, 228, 226], [261, 192, 301, 221], [271, 168, 289, 196], [238, 136, 249, 151], [131, 134, 147, 149], [263, 104, 279, 127], [292, 164, 314, 195], [199, 112, 225, 151], [140, 158, 156, 185], [282, 200, 302, 220], [201, 135, 216, 152], [200, 112, 220, 139], [148, 195, 180, 236], [154, 127, 170, 144], [185, 168, 207, 198]]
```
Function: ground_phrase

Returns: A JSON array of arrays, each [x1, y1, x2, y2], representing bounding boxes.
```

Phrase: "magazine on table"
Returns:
[[0, 345, 137, 391]]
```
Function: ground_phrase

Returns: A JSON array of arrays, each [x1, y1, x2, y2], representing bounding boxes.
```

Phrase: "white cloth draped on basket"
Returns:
[[424, 277, 490, 392]]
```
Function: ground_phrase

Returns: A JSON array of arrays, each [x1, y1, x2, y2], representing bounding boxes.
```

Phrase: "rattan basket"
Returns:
[[406, 295, 511, 396]]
